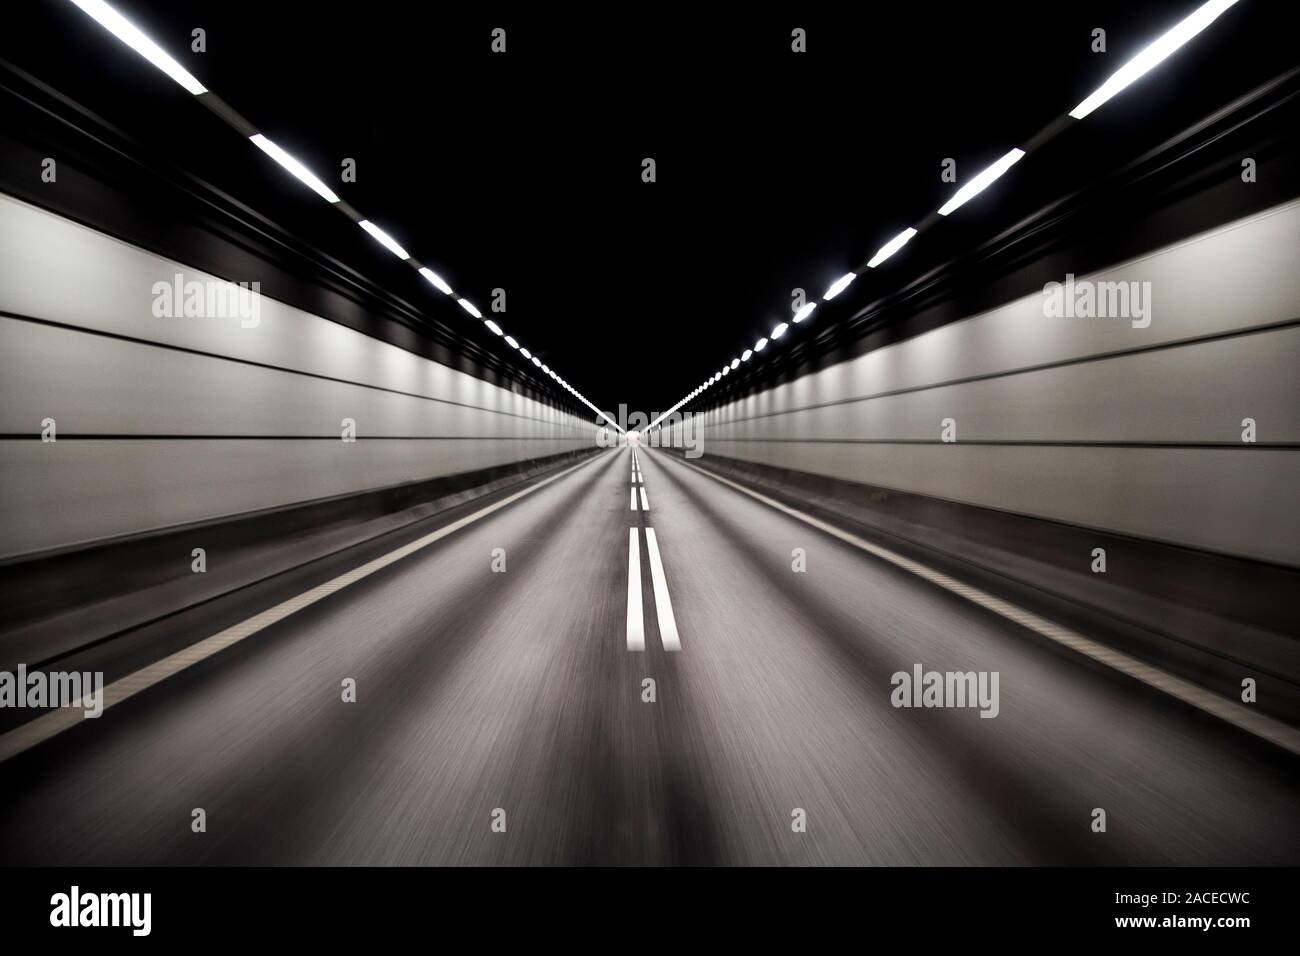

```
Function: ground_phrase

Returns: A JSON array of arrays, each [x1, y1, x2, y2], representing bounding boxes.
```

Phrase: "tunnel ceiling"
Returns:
[[10, 0, 1296, 416]]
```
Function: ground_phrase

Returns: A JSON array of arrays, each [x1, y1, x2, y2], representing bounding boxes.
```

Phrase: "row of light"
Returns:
[[66, 0, 623, 433], [647, 0, 1240, 431]]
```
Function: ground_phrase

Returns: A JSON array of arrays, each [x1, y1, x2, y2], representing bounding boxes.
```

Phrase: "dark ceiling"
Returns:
[[6, 0, 1296, 416]]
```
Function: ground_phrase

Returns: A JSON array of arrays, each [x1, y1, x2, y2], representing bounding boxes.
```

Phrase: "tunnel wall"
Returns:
[[669, 198, 1300, 569], [0, 193, 600, 561]]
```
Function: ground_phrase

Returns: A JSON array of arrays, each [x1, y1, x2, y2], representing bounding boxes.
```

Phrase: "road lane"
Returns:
[[0, 444, 1295, 864], [637, 446, 1300, 864], [0, 448, 628, 863]]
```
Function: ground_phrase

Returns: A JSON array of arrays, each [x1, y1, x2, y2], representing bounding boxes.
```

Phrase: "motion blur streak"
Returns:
[[1, 0, 1297, 871], [0, 446, 1296, 865]]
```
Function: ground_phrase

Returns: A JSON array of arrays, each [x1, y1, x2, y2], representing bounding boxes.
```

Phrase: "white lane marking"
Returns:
[[644, 528, 681, 652], [639, 487, 649, 512], [630, 487, 639, 511], [0, 453, 605, 764], [627, 528, 645, 652], [632, 470, 640, 484], [677, 458, 1300, 757]]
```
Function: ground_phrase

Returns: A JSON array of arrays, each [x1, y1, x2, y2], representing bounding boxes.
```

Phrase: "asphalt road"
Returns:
[[0, 445, 1297, 865]]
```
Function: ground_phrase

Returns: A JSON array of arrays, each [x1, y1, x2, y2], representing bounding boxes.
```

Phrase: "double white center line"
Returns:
[[625, 448, 679, 652], [630, 453, 648, 510]]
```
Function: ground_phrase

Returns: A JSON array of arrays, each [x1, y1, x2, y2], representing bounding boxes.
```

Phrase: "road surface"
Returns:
[[0, 446, 1296, 865]]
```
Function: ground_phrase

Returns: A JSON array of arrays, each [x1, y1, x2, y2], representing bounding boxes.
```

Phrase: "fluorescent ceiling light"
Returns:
[[358, 220, 409, 259], [730, 358, 740, 369], [771, 322, 789, 339], [541, 363, 550, 373], [937, 148, 1025, 216], [741, 349, 752, 361], [722, 366, 730, 376], [823, 272, 856, 300], [1070, 0, 1240, 119], [484, 319, 503, 335], [418, 267, 453, 295], [754, 337, 768, 352], [504, 335, 519, 348], [520, 348, 532, 359], [794, 302, 816, 323], [248, 135, 339, 203], [867, 227, 917, 268], [68, 0, 208, 95], [457, 298, 483, 318], [532, 356, 542, 367]]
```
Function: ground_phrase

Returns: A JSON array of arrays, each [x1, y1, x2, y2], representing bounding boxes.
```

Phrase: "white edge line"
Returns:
[[627, 528, 645, 652], [644, 528, 681, 652], [676, 458, 1300, 757], [0, 453, 601, 764]]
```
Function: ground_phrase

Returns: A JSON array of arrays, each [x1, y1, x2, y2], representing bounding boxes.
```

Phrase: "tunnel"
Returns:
[[0, 0, 1297, 929]]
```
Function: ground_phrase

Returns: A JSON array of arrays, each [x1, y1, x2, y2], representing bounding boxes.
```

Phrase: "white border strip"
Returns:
[[627, 528, 645, 652], [644, 528, 681, 652]]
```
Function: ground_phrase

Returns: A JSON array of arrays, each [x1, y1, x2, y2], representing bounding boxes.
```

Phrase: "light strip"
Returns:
[[67, 0, 207, 95], [867, 227, 918, 268], [937, 148, 1025, 216], [823, 272, 856, 300], [670, 0, 1242, 427], [1069, 0, 1240, 119], [357, 220, 409, 259], [68, 1, 596, 416], [418, 267, 453, 295], [794, 302, 817, 323], [249, 134, 340, 203]]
